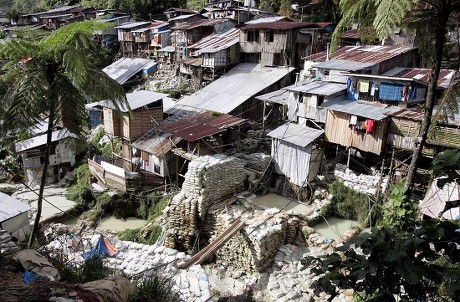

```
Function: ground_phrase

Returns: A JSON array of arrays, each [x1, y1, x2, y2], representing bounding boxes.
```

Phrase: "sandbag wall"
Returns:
[[165, 155, 246, 252], [204, 206, 288, 272]]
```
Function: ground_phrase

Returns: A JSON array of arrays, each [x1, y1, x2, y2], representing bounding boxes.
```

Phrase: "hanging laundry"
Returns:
[[347, 78, 351, 91], [359, 80, 370, 93], [349, 115, 357, 125], [379, 82, 404, 101], [370, 83, 375, 96], [409, 85, 417, 100], [366, 119, 375, 133], [402, 86, 409, 101]]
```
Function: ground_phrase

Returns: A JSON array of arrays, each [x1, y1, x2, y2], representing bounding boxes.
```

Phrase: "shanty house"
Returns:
[[187, 27, 240, 84], [267, 123, 324, 186], [175, 63, 294, 121], [101, 90, 168, 171], [382, 68, 457, 153], [164, 7, 197, 20], [238, 22, 326, 69], [286, 81, 347, 124], [132, 110, 246, 185], [103, 57, 157, 87], [115, 21, 152, 56], [0, 192, 32, 242], [303, 45, 419, 81], [15, 129, 77, 187], [95, 15, 131, 48]]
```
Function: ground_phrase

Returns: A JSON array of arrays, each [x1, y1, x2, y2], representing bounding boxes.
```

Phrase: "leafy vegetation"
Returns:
[[118, 224, 162, 245], [137, 192, 171, 220], [321, 181, 379, 225], [132, 274, 182, 302], [47, 252, 109, 283], [379, 181, 419, 231], [303, 219, 460, 301]]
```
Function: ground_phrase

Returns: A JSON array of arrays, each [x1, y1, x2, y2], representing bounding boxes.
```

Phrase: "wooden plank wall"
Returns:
[[129, 108, 163, 140], [325, 110, 387, 155]]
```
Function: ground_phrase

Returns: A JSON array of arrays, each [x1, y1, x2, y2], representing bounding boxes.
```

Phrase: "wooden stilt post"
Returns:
[[347, 147, 351, 169], [262, 101, 267, 135]]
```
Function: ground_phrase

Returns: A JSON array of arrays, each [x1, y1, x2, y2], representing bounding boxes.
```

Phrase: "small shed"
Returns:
[[0, 192, 32, 242], [267, 123, 324, 186]]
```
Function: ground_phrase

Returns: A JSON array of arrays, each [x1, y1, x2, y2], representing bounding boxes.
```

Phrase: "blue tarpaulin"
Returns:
[[379, 82, 403, 101], [82, 235, 119, 260]]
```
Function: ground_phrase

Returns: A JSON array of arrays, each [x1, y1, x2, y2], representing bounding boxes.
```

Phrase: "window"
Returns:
[[247, 30, 259, 42], [264, 30, 274, 42], [154, 164, 161, 174]]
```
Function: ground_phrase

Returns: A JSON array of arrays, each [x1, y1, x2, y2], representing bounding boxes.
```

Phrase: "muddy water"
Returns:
[[313, 217, 360, 241], [253, 193, 309, 214], [97, 216, 147, 232]]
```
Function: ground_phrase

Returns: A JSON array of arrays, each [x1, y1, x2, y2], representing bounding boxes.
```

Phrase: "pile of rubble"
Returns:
[[334, 163, 388, 195]]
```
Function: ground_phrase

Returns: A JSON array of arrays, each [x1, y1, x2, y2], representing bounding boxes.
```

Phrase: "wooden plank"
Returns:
[[180, 218, 245, 269]]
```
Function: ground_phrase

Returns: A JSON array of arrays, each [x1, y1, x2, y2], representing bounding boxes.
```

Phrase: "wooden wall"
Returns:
[[128, 108, 163, 141], [325, 110, 387, 155]]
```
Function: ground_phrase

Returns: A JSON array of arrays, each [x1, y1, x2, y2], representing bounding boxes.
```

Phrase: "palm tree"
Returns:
[[332, 0, 460, 198], [0, 21, 128, 247]]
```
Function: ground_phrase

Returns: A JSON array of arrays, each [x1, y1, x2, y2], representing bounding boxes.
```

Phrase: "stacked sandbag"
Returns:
[[334, 163, 388, 195], [204, 206, 288, 272], [165, 155, 246, 252], [243, 153, 272, 171], [0, 229, 19, 254]]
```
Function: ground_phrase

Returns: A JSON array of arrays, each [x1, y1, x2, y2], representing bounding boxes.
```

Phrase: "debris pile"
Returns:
[[334, 163, 388, 195]]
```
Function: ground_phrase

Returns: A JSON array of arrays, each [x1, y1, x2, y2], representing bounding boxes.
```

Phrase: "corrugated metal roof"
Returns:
[[132, 129, 182, 156], [158, 111, 246, 141], [163, 97, 177, 113], [177, 57, 202, 66], [304, 45, 416, 63], [176, 63, 294, 113], [267, 123, 324, 147], [287, 81, 347, 96], [189, 28, 239, 54], [16, 129, 77, 153], [385, 105, 460, 126], [0, 192, 32, 222], [158, 45, 175, 52], [103, 57, 156, 84], [100, 90, 169, 112], [115, 21, 151, 29], [321, 98, 388, 120], [165, 7, 196, 14], [173, 18, 232, 30], [255, 89, 290, 105], [239, 21, 319, 30], [245, 16, 289, 24], [383, 67, 457, 89], [168, 14, 199, 21], [312, 59, 376, 71]]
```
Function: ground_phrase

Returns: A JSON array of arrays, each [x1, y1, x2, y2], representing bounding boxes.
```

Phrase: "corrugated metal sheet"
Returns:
[[189, 28, 239, 54], [321, 98, 388, 120], [100, 90, 169, 112], [287, 81, 347, 96], [0, 192, 32, 222], [178, 57, 202, 66], [245, 16, 288, 24], [115, 21, 151, 29], [168, 14, 199, 21], [132, 129, 181, 156], [312, 59, 375, 71], [103, 57, 156, 84], [176, 63, 294, 114], [267, 123, 323, 147], [255, 89, 290, 105], [158, 111, 246, 141], [173, 18, 231, 30], [16, 129, 77, 153], [304, 45, 416, 63], [165, 7, 196, 14], [239, 21, 319, 30], [383, 67, 456, 89], [158, 45, 175, 52], [385, 104, 460, 126]]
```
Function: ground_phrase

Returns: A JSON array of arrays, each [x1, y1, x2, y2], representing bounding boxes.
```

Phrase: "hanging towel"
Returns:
[[409, 85, 417, 100], [359, 80, 370, 93], [370, 83, 376, 96], [366, 119, 375, 133], [349, 115, 357, 125]]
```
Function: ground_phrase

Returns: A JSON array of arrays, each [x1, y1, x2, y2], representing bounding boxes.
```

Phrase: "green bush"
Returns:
[[76, 164, 92, 187], [136, 193, 171, 221], [118, 225, 162, 245], [66, 184, 94, 204], [322, 181, 376, 225], [132, 275, 181, 302]]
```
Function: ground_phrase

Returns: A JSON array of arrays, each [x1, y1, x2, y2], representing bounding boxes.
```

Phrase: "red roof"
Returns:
[[238, 21, 320, 30], [304, 45, 417, 63], [383, 68, 456, 89], [173, 18, 234, 30], [158, 111, 246, 141]]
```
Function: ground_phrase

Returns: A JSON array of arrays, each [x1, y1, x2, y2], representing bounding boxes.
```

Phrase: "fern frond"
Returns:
[[373, 0, 415, 38]]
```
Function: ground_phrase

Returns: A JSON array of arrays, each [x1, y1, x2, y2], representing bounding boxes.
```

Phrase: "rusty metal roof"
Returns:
[[173, 18, 232, 30], [189, 28, 239, 54], [304, 45, 417, 63], [385, 105, 460, 126], [239, 21, 320, 30], [383, 67, 457, 89], [158, 111, 246, 141], [132, 129, 182, 156]]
